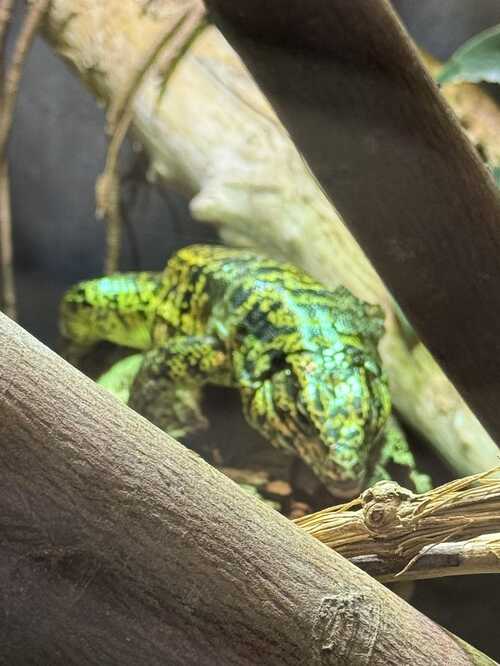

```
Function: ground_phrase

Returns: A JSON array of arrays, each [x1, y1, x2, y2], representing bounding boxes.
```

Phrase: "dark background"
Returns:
[[6, 0, 500, 660]]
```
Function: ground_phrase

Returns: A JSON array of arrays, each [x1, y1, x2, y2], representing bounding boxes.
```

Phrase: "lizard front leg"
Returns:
[[126, 336, 230, 438]]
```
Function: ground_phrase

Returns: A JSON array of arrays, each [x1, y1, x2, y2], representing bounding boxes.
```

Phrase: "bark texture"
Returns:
[[39, 0, 500, 477], [0, 312, 496, 664]]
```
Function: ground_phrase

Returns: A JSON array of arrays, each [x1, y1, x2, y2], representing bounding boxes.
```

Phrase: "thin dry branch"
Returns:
[[0, 162, 16, 319], [296, 468, 500, 582], [0, 0, 50, 320], [0, 0, 15, 68], [0, 0, 51, 158], [0, 0, 15, 320]]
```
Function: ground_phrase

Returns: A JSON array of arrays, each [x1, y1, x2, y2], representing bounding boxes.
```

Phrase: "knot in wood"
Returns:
[[361, 480, 414, 533]]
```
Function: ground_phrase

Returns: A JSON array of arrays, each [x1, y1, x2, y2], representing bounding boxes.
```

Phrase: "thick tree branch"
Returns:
[[0, 312, 495, 664], [39, 0, 500, 477]]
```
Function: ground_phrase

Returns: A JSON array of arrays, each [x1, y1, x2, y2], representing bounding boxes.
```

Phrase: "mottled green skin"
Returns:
[[60, 244, 395, 497]]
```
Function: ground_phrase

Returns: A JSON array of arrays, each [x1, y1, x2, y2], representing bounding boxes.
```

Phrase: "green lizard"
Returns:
[[60, 244, 429, 497]]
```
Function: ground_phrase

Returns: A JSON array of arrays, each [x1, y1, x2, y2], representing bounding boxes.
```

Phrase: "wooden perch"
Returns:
[[40, 0, 500, 478], [1, 312, 496, 664], [296, 470, 500, 583]]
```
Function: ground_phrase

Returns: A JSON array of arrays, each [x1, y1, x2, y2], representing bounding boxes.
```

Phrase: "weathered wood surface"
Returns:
[[296, 471, 500, 583], [1, 311, 495, 664], [40, 0, 500, 477]]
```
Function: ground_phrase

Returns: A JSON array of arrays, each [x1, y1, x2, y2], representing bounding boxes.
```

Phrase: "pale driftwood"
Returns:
[[1, 312, 496, 664], [39, 0, 500, 477], [296, 470, 500, 583]]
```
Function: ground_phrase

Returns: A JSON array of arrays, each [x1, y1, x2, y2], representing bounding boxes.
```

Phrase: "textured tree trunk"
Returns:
[[0, 312, 496, 664], [39, 0, 500, 477]]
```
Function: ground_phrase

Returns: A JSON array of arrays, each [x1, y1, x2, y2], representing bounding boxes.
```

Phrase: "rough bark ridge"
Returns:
[[0, 312, 495, 665], [39, 0, 500, 476]]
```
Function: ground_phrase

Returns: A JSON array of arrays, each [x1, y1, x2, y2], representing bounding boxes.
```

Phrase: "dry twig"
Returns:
[[296, 467, 500, 582], [0, 0, 50, 320], [0, 0, 16, 320], [351, 533, 500, 583], [0, 0, 51, 170]]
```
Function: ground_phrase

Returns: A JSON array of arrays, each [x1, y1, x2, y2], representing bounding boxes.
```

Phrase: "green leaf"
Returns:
[[437, 24, 500, 85]]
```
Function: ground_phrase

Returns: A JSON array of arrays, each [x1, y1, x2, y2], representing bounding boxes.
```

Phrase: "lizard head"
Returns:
[[291, 352, 391, 497], [60, 272, 163, 350], [246, 350, 391, 498]]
